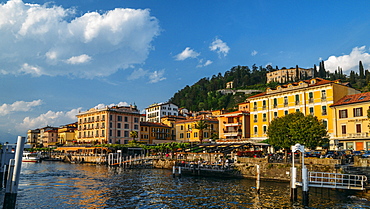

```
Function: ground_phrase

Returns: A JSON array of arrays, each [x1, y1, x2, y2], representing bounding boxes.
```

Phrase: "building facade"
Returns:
[[145, 102, 179, 123], [330, 92, 370, 151], [58, 123, 77, 145], [140, 122, 172, 144], [266, 68, 314, 83], [175, 118, 219, 143], [27, 129, 40, 148], [76, 105, 140, 144], [218, 110, 250, 141], [247, 78, 360, 144]]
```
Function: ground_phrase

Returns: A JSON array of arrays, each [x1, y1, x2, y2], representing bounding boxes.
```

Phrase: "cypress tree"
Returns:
[[359, 60, 365, 79], [313, 64, 318, 77], [295, 65, 299, 81]]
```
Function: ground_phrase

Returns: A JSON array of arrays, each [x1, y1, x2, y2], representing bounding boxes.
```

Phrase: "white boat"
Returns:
[[22, 152, 41, 163]]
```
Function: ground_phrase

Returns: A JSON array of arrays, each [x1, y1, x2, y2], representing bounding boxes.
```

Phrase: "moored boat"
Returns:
[[22, 151, 41, 163]]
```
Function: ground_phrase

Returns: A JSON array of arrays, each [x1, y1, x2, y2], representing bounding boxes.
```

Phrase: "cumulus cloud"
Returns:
[[197, 59, 213, 68], [175, 47, 200, 61], [0, 0, 160, 78], [209, 38, 230, 57], [149, 69, 166, 83], [0, 99, 42, 116], [17, 108, 80, 131], [94, 102, 129, 109], [251, 50, 258, 56], [324, 46, 370, 73]]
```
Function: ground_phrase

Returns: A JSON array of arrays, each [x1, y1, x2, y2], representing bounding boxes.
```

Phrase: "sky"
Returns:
[[1, 0, 370, 142]]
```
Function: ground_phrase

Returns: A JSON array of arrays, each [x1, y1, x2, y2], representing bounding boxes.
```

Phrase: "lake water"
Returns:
[[7, 161, 370, 208]]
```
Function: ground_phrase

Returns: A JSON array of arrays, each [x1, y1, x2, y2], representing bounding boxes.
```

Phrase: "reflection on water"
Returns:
[[15, 161, 370, 208]]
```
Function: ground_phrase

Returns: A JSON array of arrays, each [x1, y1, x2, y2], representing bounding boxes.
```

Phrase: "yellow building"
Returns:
[[76, 105, 140, 145], [247, 78, 360, 143], [140, 122, 172, 144], [330, 92, 370, 151], [27, 129, 40, 148], [175, 117, 219, 143], [161, 115, 186, 140], [58, 123, 77, 145]]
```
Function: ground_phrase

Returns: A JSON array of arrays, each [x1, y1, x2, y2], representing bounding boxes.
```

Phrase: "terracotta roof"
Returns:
[[175, 118, 218, 124], [331, 92, 370, 107], [219, 111, 249, 116]]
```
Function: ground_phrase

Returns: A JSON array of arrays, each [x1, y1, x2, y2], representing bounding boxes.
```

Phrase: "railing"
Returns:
[[308, 171, 367, 190]]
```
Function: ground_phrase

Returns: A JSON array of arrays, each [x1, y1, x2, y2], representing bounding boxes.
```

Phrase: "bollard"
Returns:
[[172, 166, 176, 178], [4, 136, 25, 209], [302, 166, 309, 207], [256, 165, 260, 194], [290, 167, 297, 202], [178, 166, 181, 178]]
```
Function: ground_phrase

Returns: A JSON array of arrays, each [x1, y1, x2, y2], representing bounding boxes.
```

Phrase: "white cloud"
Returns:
[[149, 69, 166, 83], [65, 54, 92, 64], [17, 107, 80, 131], [324, 46, 370, 73], [94, 102, 129, 109], [0, 0, 160, 78], [251, 50, 258, 56], [127, 68, 149, 80], [175, 47, 200, 61], [197, 59, 213, 68], [209, 38, 230, 57], [0, 99, 42, 116]]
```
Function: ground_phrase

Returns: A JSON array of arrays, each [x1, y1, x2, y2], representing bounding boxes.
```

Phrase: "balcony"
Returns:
[[284, 102, 288, 107], [253, 107, 257, 111], [345, 132, 369, 138], [273, 104, 277, 108], [295, 100, 300, 105], [322, 111, 327, 116], [223, 131, 240, 137], [308, 98, 314, 103], [321, 96, 327, 102], [262, 105, 266, 110], [262, 118, 267, 122], [224, 122, 242, 127]]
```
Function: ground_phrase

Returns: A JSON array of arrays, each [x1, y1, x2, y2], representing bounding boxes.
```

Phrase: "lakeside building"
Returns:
[[266, 67, 314, 83], [145, 102, 179, 123], [58, 123, 77, 145], [247, 78, 360, 146], [161, 115, 186, 140], [139, 122, 172, 144], [218, 102, 250, 141], [330, 92, 370, 151], [42, 127, 59, 147], [27, 129, 40, 148], [76, 105, 140, 144], [175, 117, 219, 143]]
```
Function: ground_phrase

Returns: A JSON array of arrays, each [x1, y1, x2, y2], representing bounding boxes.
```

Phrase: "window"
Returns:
[[322, 120, 327, 129], [308, 92, 313, 103], [339, 109, 348, 118], [356, 124, 362, 133], [180, 133, 184, 138], [263, 125, 267, 134], [124, 117, 128, 122], [274, 112, 278, 118], [186, 133, 190, 138], [262, 100, 266, 109], [263, 113, 267, 122], [134, 118, 139, 123], [124, 131, 129, 137], [359, 96, 366, 100], [204, 132, 209, 138], [354, 107, 363, 117], [322, 106, 327, 116], [273, 98, 277, 108], [344, 98, 351, 102], [295, 94, 300, 105], [321, 90, 326, 100], [117, 130, 121, 137], [253, 102, 257, 111], [296, 109, 300, 112], [284, 96, 288, 106], [117, 123, 121, 129], [109, 130, 112, 137], [194, 132, 198, 137], [109, 122, 112, 128], [180, 125, 184, 130], [124, 124, 129, 129], [254, 126, 258, 135], [254, 115, 258, 122], [117, 116, 122, 121], [284, 110, 288, 115], [110, 115, 113, 121], [134, 124, 138, 130], [309, 107, 314, 115], [341, 125, 346, 134]]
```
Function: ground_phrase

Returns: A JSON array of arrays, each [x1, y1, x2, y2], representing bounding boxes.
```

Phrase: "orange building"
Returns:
[[140, 122, 172, 144]]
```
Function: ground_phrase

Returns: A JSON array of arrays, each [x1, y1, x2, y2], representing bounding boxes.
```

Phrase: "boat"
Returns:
[[22, 151, 41, 163]]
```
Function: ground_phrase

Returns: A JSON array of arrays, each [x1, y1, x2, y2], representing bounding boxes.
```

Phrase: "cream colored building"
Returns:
[[266, 68, 314, 83], [76, 105, 140, 144]]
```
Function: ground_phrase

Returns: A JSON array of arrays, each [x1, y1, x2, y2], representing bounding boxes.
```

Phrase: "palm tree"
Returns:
[[130, 131, 138, 143], [193, 120, 208, 143]]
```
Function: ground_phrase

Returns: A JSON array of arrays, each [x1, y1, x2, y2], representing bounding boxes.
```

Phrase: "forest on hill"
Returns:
[[169, 61, 370, 112]]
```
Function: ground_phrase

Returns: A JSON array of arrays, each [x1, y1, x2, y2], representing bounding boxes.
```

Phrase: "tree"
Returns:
[[359, 61, 365, 79], [267, 112, 328, 151], [193, 120, 208, 143], [129, 131, 138, 143]]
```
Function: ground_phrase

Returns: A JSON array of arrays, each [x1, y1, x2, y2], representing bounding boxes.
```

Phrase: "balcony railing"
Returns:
[[345, 133, 369, 138], [321, 97, 327, 102], [309, 98, 314, 103], [284, 102, 288, 107], [295, 100, 300, 105]]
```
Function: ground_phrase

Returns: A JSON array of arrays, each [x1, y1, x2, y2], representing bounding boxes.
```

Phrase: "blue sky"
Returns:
[[1, 0, 370, 142]]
